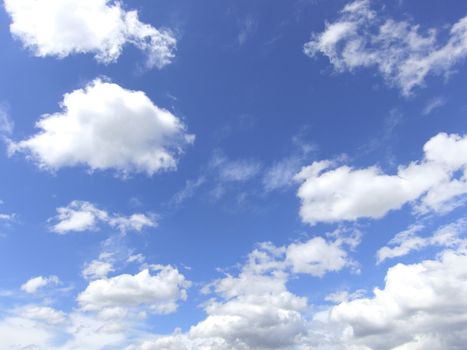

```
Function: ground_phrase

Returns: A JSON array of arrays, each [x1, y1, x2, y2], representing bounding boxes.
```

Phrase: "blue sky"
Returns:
[[0, 0, 467, 349]]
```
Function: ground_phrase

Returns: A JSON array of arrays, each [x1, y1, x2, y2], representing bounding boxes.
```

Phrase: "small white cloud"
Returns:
[[4, 0, 176, 68], [304, 0, 467, 95], [51, 201, 108, 234], [10, 79, 194, 176], [82, 260, 115, 280], [296, 133, 467, 225], [286, 235, 359, 277], [78, 266, 191, 314], [21, 275, 60, 294], [0, 104, 13, 135], [49, 201, 157, 234]]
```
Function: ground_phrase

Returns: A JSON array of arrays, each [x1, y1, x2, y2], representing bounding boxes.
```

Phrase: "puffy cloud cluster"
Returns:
[[10, 79, 194, 176], [128, 233, 359, 350], [4, 0, 176, 68], [128, 244, 309, 350], [330, 248, 467, 349], [304, 0, 467, 95], [295, 133, 467, 225], [50, 200, 157, 234], [1, 261, 190, 349]]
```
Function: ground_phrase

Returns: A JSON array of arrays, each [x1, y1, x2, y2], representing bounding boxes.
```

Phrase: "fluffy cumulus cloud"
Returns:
[[4, 0, 176, 68], [329, 248, 467, 349], [127, 243, 309, 350], [10, 79, 194, 176], [128, 234, 360, 350], [286, 237, 356, 277], [50, 200, 157, 234], [295, 133, 467, 225], [78, 265, 191, 314], [304, 0, 467, 95], [21, 275, 60, 294]]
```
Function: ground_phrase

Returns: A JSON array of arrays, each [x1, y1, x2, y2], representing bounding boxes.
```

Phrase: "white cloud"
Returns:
[[21, 275, 60, 294], [0, 104, 13, 135], [377, 218, 467, 263], [78, 266, 191, 314], [128, 234, 360, 350], [82, 259, 115, 280], [295, 133, 467, 225], [4, 0, 176, 68], [51, 201, 108, 233], [128, 243, 309, 350], [304, 0, 467, 95], [170, 176, 206, 207], [0, 213, 14, 222], [50, 200, 157, 234], [286, 234, 359, 277], [17, 305, 66, 325], [10, 79, 194, 176], [262, 156, 304, 192], [330, 248, 467, 349]]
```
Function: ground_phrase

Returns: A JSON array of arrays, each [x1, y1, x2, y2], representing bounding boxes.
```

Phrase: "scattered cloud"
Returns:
[[10, 79, 194, 176], [210, 151, 261, 183], [21, 275, 60, 294], [286, 233, 360, 277], [169, 176, 206, 207], [127, 243, 308, 350], [4, 0, 176, 68], [304, 0, 467, 95], [237, 15, 258, 46], [0, 104, 13, 136], [82, 259, 115, 281], [295, 133, 467, 225], [377, 218, 467, 263], [423, 96, 447, 115], [50, 200, 157, 234]]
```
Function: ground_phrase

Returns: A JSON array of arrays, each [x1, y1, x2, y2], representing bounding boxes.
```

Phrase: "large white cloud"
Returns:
[[295, 133, 467, 225], [304, 0, 467, 95], [128, 243, 309, 350], [50, 200, 157, 234], [10, 79, 194, 176], [127, 234, 360, 350], [78, 265, 191, 314], [330, 248, 467, 349], [4, 0, 176, 68]]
